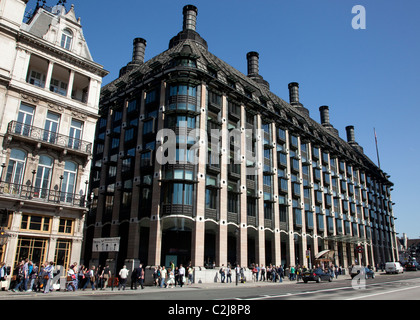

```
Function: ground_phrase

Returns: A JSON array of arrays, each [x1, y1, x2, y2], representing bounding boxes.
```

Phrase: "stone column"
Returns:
[[285, 130, 295, 267], [271, 123, 281, 266], [238, 104, 248, 267], [191, 83, 206, 267], [255, 114, 265, 266], [216, 94, 228, 267], [147, 81, 166, 266]]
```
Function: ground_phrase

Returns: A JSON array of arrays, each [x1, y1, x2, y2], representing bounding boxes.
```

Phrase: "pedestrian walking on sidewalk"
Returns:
[[43, 261, 54, 294], [160, 266, 167, 288], [101, 265, 111, 290], [134, 263, 144, 289], [219, 264, 226, 283], [187, 265, 194, 285], [118, 265, 129, 290], [179, 264, 186, 287], [226, 265, 232, 283], [82, 265, 96, 290], [167, 268, 175, 288]]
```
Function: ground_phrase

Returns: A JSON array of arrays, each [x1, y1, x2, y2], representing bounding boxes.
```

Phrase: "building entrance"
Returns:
[[161, 230, 192, 267]]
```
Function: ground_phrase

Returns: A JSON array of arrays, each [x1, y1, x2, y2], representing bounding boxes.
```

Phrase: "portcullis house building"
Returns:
[[84, 5, 397, 273]]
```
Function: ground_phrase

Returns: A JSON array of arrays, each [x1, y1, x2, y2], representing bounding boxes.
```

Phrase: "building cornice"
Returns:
[[17, 30, 109, 78]]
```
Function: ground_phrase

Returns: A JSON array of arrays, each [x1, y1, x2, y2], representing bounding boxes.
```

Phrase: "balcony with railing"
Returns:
[[0, 181, 87, 208], [6, 121, 92, 156]]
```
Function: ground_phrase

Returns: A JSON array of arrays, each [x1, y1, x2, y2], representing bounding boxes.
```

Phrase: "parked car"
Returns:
[[404, 261, 419, 271], [350, 266, 375, 279], [302, 268, 334, 283], [385, 262, 404, 274]]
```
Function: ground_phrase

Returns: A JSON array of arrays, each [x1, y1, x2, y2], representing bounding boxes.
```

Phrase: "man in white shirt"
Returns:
[[160, 266, 167, 288], [118, 265, 129, 290], [178, 264, 185, 287]]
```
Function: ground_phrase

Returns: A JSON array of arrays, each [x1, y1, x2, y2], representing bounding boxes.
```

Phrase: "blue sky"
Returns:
[[36, 0, 420, 239]]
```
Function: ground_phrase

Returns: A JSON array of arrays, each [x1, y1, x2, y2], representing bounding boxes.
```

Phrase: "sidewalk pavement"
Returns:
[[0, 273, 387, 298]]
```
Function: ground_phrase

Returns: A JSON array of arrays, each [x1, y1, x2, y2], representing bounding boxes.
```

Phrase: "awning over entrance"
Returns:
[[325, 235, 370, 244], [315, 250, 332, 260]]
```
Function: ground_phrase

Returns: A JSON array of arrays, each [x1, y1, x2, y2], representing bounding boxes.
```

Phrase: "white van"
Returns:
[[385, 262, 404, 274]]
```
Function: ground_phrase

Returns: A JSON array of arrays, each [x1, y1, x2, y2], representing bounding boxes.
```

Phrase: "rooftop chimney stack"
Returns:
[[319, 105, 339, 135], [319, 106, 331, 126], [288, 82, 300, 105], [345, 125, 364, 153], [119, 37, 147, 77], [183, 5, 198, 32], [287, 82, 310, 116], [247, 51, 260, 76], [132, 38, 147, 64], [246, 51, 270, 89], [169, 5, 207, 49], [346, 125, 356, 143]]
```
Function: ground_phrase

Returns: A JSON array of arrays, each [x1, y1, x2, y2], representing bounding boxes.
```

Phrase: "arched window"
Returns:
[[34, 155, 54, 198], [61, 28, 73, 50], [61, 161, 77, 203], [5, 149, 27, 193]]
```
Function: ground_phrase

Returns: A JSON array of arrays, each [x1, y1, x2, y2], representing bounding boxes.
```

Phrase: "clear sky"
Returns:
[[33, 0, 420, 239]]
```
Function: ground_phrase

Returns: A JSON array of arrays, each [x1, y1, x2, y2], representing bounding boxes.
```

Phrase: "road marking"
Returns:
[[236, 278, 420, 300], [345, 284, 420, 300]]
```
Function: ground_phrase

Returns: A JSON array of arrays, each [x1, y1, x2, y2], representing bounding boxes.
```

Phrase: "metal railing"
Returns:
[[0, 181, 87, 208], [7, 121, 92, 155]]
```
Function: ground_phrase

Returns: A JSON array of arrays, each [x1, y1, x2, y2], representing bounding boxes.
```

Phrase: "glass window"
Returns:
[[68, 119, 83, 150], [127, 99, 138, 113], [28, 70, 46, 88], [306, 211, 314, 229], [61, 29, 73, 50], [228, 192, 238, 213], [61, 161, 77, 203], [34, 155, 53, 198], [171, 183, 182, 205], [16, 104, 34, 136], [43, 112, 60, 143], [169, 84, 197, 111], [317, 215, 324, 231], [50, 78, 68, 96], [264, 202, 272, 220], [5, 149, 27, 189], [58, 219, 74, 234], [141, 151, 152, 167], [54, 240, 71, 268], [20, 214, 50, 232], [205, 188, 217, 209], [184, 184, 193, 205], [294, 208, 302, 226], [143, 119, 154, 135]]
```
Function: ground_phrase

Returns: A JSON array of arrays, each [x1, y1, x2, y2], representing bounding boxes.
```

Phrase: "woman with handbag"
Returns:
[[43, 261, 54, 294], [82, 265, 96, 290], [66, 265, 77, 291]]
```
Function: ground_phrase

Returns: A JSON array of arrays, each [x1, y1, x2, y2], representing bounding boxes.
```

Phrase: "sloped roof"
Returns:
[[100, 38, 391, 183]]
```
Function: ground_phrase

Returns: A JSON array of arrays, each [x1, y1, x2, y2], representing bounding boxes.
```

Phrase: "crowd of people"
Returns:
[[149, 263, 194, 289], [1, 259, 349, 293], [1, 259, 56, 293], [1, 259, 195, 293], [229, 263, 344, 283]]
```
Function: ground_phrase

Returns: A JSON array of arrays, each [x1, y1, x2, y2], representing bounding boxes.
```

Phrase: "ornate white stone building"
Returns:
[[0, 0, 108, 275]]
